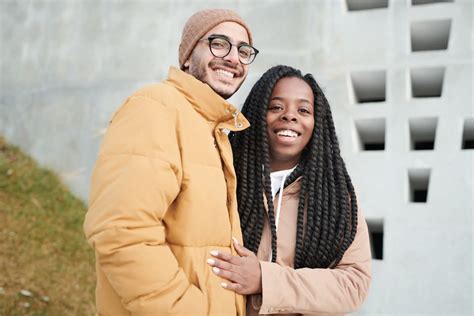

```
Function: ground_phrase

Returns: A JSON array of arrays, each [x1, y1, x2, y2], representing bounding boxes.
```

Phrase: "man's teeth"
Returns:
[[215, 69, 235, 78], [277, 130, 298, 137]]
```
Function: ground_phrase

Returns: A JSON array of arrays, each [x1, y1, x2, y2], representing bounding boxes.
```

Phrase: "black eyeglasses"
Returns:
[[199, 35, 259, 65]]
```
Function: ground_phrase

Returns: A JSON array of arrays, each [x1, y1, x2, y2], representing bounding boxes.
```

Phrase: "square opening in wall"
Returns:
[[366, 218, 384, 260], [346, 0, 388, 11], [355, 118, 386, 151], [408, 169, 431, 203], [410, 67, 445, 98], [351, 70, 386, 103], [409, 117, 438, 150], [411, 19, 451, 52], [462, 118, 474, 150], [412, 0, 453, 5]]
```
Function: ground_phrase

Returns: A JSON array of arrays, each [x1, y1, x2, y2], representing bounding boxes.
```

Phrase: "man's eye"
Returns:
[[239, 48, 251, 58], [211, 39, 228, 49]]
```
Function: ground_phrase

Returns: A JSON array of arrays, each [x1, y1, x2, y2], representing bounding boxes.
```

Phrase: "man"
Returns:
[[84, 9, 258, 315]]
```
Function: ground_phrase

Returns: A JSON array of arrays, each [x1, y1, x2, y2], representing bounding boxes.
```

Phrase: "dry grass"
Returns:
[[0, 137, 96, 315]]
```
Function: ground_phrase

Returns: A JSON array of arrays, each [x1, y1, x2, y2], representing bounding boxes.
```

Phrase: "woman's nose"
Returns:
[[281, 110, 297, 122]]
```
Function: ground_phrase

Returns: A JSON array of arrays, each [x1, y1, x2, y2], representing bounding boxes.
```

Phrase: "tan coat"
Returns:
[[248, 177, 372, 316], [84, 67, 249, 316]]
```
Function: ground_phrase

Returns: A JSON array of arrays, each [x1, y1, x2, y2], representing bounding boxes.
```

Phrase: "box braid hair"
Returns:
[[230, 65, 358, 269]]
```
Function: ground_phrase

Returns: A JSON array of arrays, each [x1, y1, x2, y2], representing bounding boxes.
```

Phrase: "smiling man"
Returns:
[[84, 9, 258, 316]]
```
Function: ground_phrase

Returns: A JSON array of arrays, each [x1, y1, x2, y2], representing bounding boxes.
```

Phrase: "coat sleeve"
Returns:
[[84, 95, 206, 315], [258, 209, 372, 315]]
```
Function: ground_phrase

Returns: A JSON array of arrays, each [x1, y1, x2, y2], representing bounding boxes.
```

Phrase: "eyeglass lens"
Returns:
[[209, 37, 257, 64]]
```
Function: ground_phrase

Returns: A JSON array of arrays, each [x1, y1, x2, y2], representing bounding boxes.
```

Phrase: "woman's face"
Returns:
[[266, 76, 315, 171]]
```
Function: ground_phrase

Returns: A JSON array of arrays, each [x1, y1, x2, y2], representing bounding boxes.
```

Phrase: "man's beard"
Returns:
[[188, 58, 246, 99]]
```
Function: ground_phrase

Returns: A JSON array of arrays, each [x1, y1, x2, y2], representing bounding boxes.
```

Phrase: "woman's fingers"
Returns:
[[210, 250, 233, 261], [206, 257, 233, 272], [207, 253, 261, 295], [232, 237, 253, 257], [221, 281, 244, 293], [210, 250, 243, 265], [211, 266, 239, 283], [232, 237, 246, 257]]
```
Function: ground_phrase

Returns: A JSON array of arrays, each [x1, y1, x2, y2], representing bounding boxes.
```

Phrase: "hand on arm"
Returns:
[[256, 211, 372, 315], [207, 237, 262, 295]]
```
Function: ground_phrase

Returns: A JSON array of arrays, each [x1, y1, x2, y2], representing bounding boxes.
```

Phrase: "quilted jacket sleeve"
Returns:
[[258, 209, 372, 315], [84, 95, 206, 315]]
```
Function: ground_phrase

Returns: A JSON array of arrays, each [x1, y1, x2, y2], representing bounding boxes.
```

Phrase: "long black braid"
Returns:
[[230, 65, 358, 269]]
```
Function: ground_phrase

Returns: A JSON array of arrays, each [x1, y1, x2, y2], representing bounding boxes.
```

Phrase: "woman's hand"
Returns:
[[207, 237, 262, 295]]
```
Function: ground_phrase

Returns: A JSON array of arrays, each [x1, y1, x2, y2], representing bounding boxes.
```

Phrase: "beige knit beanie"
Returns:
[[179, 9, 253, 69]]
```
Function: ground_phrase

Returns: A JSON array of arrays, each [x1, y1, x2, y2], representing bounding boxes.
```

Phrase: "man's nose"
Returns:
[[223, 46, 240, 64]]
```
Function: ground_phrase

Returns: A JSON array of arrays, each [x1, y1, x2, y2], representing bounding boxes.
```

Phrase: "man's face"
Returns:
[[183, 21, 250, 99]]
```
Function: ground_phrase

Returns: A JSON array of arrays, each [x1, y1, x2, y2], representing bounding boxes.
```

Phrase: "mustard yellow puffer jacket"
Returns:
[[84, 67, 249, 315]]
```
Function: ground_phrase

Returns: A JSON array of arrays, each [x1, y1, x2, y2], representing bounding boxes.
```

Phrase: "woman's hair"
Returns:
[[230, 65, 358, 269]]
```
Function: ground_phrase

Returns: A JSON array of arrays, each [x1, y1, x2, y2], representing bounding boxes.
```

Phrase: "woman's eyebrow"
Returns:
[[297, 99, 313, 104], [270, 96, 312, 104]]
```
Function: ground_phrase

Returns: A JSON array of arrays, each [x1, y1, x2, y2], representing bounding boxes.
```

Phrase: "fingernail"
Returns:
[[221, 282, 227, 288], [232, 237, 239, 245], [206, 258, 215, 265], [212, 267, 220, 274], [210, 250, 219, 256]]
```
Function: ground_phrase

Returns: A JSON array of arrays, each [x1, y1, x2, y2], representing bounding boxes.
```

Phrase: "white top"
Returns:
[[268, 166, 296, 261], [270, 167, 296, 199]]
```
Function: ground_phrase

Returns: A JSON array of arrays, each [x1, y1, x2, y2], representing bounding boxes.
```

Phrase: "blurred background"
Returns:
[[0, 0, 472, 314]]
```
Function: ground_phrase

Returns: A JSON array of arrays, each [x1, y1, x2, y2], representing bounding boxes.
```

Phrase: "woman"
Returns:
[[207, 65, 371, 315]]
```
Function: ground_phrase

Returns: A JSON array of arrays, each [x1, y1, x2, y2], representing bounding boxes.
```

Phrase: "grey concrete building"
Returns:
[[1, 0, 472, 314]]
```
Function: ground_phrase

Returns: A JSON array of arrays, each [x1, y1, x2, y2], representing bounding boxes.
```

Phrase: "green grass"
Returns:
[[0, 137, 95, 315]]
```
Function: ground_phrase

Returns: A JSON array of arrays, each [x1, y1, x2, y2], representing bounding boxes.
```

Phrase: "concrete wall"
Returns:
[[1, 0, 472, 314]]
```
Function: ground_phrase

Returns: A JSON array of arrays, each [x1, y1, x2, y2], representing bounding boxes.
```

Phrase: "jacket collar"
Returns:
[[165, 66, 249, 131], [281, 175, 302, 197], [264, 175, 303, 208]]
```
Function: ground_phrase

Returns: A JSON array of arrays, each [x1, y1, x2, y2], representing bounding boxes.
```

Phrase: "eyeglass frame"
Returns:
[[198, 35, 259, 65]]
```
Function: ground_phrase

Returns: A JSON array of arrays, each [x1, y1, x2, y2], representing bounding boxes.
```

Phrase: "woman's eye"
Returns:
[[299, 108, 311, 114], [268, 105, 283, 111]]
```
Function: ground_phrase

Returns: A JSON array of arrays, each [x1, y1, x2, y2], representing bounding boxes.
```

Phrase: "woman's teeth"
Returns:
[[277, 130, 298, 137]]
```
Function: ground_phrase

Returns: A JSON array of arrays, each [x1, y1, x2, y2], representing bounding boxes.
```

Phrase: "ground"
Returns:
[[0, 137, 95, 315]]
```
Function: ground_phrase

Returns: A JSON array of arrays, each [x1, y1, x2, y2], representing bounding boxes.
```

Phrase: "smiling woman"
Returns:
[[266, 77, 315, 171], [207, 65, 372, 315]]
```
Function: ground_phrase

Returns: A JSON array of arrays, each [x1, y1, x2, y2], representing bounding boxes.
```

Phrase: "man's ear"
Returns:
[[182, 59, 190, 72]]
